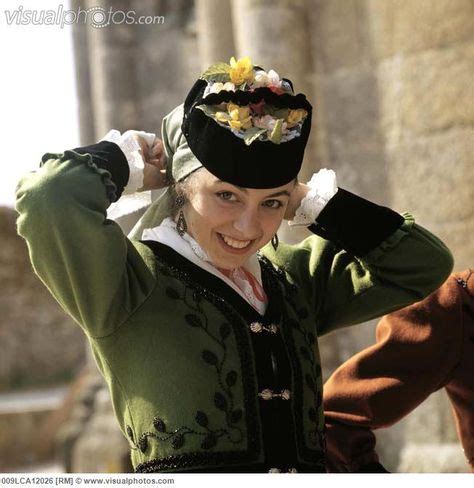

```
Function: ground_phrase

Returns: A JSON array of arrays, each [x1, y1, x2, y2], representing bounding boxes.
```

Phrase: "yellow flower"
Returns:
[[227, 103, 252, 130], [229, 56, 254, 86], [287, 109, 307, 128], [215, 111, 231, 122], [229, 119, 243, 130]]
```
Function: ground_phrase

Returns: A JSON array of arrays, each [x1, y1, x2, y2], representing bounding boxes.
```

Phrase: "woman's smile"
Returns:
[[216, 232, 255, 254]]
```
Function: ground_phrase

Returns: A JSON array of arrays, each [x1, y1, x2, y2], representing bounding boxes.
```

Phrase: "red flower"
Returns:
[[249, 100, 265, 115], [268, 85, 284, 95]]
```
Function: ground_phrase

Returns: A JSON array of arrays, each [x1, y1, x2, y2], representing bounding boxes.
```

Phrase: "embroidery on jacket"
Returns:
[[128, 288, 245, 455], [259, 254, 326, 467], [133, 241, 262, 472]]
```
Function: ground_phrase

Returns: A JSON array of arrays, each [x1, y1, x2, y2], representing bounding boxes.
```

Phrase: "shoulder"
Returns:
[[260, 234, 339, 276]]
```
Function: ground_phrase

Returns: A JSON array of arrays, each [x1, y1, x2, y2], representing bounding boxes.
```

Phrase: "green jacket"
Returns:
[[15, 143, 453, 472]]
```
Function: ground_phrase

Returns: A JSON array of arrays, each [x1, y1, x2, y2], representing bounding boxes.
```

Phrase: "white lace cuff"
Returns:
[[288, 169, 338, 227], [100, 129, 156, 195]]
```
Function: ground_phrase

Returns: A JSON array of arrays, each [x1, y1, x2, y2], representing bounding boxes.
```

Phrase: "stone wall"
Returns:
[[0, 207, 86, 392], [311, 0, 474, 472]]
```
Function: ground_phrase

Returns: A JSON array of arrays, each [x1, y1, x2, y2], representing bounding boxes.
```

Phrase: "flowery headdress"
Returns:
[[199, 57, 309, 145], [125, 56, 313, 238], [182, 56, 313, 189]]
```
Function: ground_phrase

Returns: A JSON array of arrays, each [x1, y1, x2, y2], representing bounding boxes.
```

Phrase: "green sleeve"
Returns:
[[262, 213, 454, 336], [15, 149, 157, 339]]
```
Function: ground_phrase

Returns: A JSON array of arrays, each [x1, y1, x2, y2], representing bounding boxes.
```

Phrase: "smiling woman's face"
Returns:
[[176, 168, 296, 270]]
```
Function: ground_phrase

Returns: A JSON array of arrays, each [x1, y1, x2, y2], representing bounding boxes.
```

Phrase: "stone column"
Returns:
[[70, 0, 96, 145], [367, 0, 474, 472], [84, 0, 141, 137], [195, 0, 235, 69]]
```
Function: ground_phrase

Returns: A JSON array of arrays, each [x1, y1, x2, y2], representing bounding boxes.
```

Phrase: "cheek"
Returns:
[[258, 212, 284, 243], [188, 195, 226, 231]]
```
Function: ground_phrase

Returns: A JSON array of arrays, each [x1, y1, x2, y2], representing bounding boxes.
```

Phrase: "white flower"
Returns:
[[208, 81, 236, 94], [210, 82, 224, 94], [267, 69, 281, 86], [223, 81, 235, 91], [252, 69, 282, 88], [254, 114, 275, 130], [254, 115, 288, 133]]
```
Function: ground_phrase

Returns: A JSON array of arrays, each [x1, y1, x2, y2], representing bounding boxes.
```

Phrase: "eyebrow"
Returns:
[[215, 180, 291, 198]]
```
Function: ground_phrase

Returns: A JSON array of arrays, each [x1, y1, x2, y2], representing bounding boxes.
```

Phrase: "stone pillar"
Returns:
[[70, 0, 96, 145], [85, 0, 141, 137], [367, 0, 474, 472], [195, 0, 235, 69]]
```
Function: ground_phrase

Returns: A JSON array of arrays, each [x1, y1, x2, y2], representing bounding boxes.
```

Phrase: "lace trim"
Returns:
[[289, 169, 338, 227], [100, 129, 155, 194]]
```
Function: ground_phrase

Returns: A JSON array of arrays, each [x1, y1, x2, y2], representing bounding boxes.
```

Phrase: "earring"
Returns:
[[271, 233, 279, 251], [175, 194, 187, 237]]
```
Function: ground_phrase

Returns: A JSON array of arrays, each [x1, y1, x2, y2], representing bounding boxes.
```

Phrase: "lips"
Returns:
[[217, 232, 254, 254]]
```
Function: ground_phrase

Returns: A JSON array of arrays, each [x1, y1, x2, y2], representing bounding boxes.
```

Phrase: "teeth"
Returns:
[[221, 234, 251, 249]]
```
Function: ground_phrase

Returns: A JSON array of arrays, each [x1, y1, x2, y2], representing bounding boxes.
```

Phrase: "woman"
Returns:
[[15, 57, 453, 473]]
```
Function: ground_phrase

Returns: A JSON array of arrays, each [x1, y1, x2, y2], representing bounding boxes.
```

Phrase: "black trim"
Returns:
[[72, 140, 130, 199], [308, 188, 405, 257]]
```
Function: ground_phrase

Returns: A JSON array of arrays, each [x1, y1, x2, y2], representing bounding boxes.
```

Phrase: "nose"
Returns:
[[233, 206, 262, 239]]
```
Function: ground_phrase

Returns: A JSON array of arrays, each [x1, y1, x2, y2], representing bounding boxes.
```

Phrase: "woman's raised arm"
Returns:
[[15, 134, 165, 339], [264, 184, 454, 336]]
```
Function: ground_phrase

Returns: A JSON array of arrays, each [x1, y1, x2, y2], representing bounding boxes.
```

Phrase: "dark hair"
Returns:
[[168, 168, 203, 219]]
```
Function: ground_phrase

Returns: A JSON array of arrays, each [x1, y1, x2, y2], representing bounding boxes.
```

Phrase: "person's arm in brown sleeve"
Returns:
[[323, 271, 471, 472], [445, 269, 474, 472]]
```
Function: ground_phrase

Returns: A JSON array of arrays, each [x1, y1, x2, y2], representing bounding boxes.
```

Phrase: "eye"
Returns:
[[263, 199, 283, 209], [216, 191, 237, 202]]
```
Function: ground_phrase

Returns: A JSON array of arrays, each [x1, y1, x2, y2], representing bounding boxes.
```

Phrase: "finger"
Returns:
[[151, 138, 163, 149], [151, 143, 164, 157], [149, 158, 166, 168]]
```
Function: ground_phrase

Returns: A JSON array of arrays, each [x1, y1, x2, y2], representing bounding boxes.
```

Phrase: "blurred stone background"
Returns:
[[1, 0, 472, 473]]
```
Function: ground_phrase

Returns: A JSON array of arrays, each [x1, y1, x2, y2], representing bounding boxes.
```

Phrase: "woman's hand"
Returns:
[[132, 134, 168, 191], [284, 182, 310, 220]]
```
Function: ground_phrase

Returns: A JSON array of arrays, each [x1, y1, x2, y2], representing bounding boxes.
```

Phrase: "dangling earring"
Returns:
[[175, 194, 187, 237], [271, 233, 279, 250]]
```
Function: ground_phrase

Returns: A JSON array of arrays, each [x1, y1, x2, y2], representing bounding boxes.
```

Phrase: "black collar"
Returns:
[[140, 240, 283, 325]]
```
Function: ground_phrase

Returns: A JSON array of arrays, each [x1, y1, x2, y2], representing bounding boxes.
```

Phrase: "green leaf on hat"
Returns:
[[196, 104, 230, 121], [243, 127, 266, 146], [272, 107, 289, 120], [269, 119, 283, 144], [200, 62, 232, 83]]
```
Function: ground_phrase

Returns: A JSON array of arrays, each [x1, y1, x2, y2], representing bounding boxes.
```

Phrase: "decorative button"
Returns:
[[250, 322, 263, 333], [268, 467, 299, 473], [249, 322, 279, 334], [258, 388, 291, 400], [258, 388, 274, 400], [268, 324, 279, 334], [280, 389, 291, 400]]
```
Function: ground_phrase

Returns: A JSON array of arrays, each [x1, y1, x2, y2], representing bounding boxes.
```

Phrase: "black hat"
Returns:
[[182, 57, 312, 189]]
